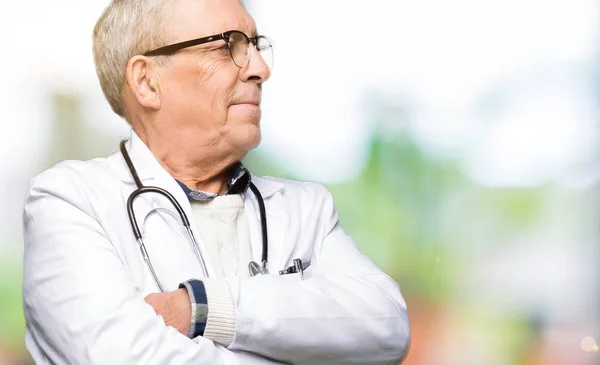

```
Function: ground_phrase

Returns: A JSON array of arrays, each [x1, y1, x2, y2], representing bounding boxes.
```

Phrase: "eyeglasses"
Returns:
[[143, 30, 274, 70]]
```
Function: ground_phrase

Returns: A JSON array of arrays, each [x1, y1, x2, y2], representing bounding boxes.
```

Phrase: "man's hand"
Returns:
[[144, 288, 192, 337]]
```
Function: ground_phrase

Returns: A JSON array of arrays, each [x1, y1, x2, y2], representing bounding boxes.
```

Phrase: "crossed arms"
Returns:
[[22, 169, 410, 365]]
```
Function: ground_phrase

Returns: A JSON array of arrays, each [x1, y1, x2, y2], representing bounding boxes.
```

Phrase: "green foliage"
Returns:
[[0, 260, 26, 356], [327, 135, 466, 303]]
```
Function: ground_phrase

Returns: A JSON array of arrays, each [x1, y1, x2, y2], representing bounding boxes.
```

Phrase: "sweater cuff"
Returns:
[[202, 278, 237, 347], [179, 279, 208, 338]]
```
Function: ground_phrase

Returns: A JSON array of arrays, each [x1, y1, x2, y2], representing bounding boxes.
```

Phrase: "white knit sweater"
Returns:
[[190, 194, 252, 346]]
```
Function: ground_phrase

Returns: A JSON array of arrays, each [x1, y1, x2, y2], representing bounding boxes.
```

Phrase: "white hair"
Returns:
[[92, 0, 172, 117]]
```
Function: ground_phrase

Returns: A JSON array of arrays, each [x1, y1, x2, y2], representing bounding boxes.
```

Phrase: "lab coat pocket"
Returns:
[[280, 272, 303, 282]]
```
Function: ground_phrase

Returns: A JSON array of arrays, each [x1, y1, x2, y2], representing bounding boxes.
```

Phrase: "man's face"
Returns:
[[156, 0, 271, 155]]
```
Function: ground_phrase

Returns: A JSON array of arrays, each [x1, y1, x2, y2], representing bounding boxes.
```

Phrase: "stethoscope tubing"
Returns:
[[120, 140, 269, 291]]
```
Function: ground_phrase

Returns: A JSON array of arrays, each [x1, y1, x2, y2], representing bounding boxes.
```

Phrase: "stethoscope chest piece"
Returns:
[[249, 260, 269, 276]]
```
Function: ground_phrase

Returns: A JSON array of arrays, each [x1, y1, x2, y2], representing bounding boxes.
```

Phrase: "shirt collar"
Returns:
[[176, 163, 251, 201]]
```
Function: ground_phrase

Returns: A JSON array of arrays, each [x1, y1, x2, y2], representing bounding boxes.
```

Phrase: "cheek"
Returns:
[[207, 78, 239, 125], [166, 57, 241, 128], [180, 62, 227, 122]]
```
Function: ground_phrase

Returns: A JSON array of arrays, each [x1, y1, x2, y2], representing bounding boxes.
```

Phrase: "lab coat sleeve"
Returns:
[[229, 184, 411, 365], [22, 166, 285, 365]]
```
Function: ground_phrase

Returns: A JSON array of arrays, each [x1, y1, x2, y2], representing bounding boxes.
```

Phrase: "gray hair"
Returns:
[[92, 0, 171, 117]]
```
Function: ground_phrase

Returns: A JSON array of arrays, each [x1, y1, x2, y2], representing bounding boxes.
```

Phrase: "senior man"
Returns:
[[22, 0, 410, 364]]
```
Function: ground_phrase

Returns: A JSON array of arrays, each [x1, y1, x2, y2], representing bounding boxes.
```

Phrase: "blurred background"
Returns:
[[1, 0, 599, 364]]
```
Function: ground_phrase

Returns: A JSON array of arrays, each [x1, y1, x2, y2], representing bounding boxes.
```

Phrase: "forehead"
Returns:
[[163, 0, 257, 40]]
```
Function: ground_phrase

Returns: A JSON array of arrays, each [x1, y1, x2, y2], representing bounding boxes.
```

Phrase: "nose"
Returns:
[[240, 45, 271, 84]]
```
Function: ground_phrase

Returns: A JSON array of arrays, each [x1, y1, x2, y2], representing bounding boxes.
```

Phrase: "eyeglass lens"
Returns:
[[229, 32, 274, 70]]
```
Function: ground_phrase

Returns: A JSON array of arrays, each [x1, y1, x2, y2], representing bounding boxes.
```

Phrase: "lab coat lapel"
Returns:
[[245, 176, 287, 274], [111, 130, 217, 284]]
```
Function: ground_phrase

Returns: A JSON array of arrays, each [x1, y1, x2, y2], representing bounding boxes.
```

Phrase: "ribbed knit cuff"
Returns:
[[202, 278, 236, 347]]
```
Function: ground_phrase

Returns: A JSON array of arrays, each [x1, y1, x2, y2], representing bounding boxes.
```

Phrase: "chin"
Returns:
[[225, 112, 262, 151], [246, 129, 262, 150], [233, 125, 261, 153]]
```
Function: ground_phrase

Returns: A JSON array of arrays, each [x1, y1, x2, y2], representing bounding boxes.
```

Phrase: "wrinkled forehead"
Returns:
[[162, 0, 257, 41]]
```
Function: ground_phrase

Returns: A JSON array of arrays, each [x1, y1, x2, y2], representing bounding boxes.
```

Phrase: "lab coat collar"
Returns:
[[109, 129, 283, 199], [249, 174, 283, 199], [108, 129, 167, 184]]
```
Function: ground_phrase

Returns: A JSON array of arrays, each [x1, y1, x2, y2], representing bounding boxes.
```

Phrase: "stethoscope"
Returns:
[[120, 140, 279, 292], [121, 140, 308, 291]]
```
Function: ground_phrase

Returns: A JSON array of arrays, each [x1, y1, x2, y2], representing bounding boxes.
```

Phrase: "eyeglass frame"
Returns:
[[143, 29, 273, 69]]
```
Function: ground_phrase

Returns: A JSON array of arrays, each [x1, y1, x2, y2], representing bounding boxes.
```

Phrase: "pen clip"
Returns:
[[279, 258, 307, 276]]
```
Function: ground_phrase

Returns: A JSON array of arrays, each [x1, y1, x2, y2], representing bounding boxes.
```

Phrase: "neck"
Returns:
[[134, 125, 243, 194], [165, 158, 234, 194]]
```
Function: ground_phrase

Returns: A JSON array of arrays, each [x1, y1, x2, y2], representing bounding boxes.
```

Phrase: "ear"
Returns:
[[125, 55, 161, 110]]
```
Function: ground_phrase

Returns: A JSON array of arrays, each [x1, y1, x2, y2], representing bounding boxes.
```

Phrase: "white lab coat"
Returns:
[[22, 131, 410, 365]]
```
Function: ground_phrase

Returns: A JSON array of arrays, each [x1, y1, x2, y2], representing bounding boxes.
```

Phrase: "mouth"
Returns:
[[230, 101, 262, 121], [233, 100, 260, 107]]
